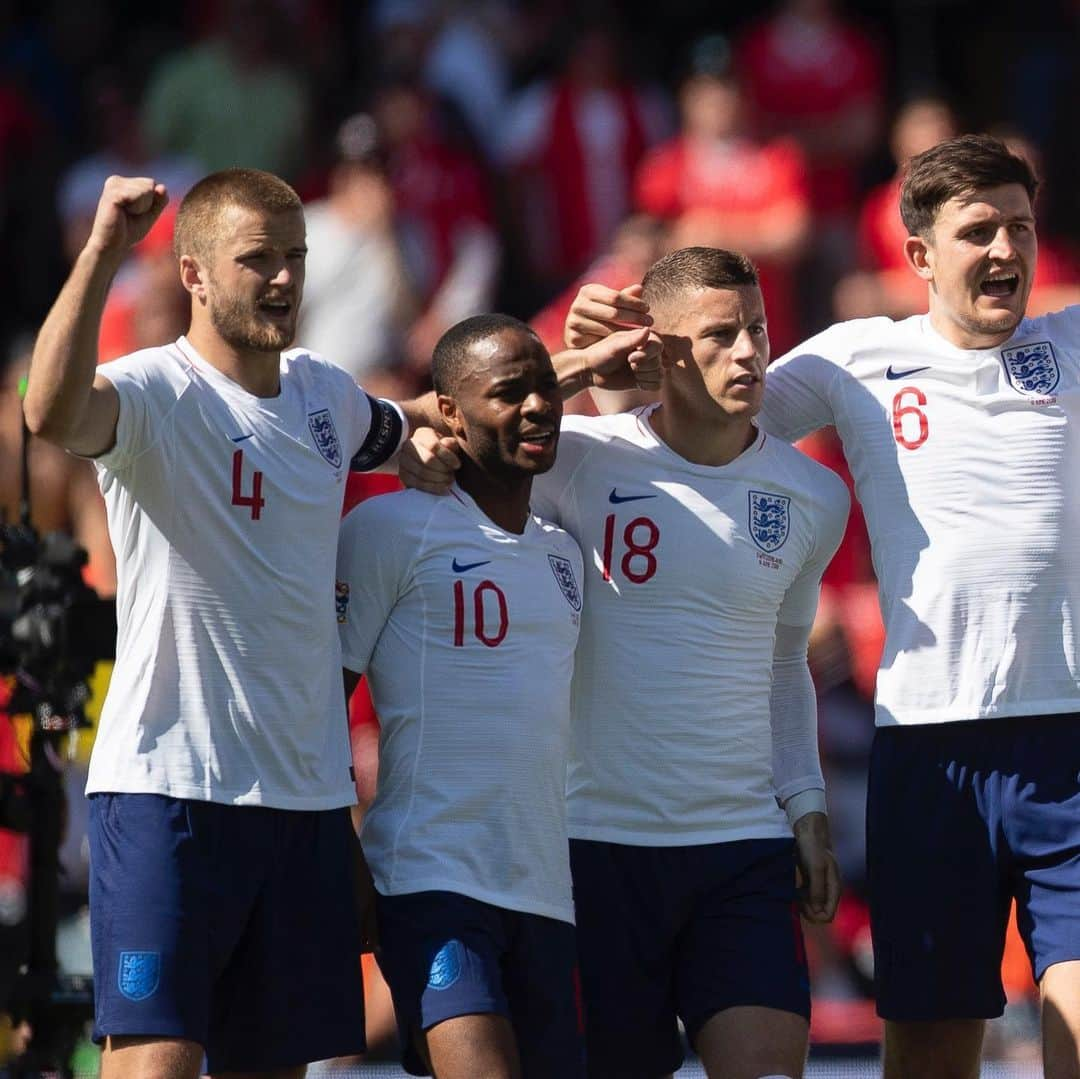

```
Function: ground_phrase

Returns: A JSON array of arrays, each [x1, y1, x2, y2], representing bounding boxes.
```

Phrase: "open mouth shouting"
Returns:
[[258, 295, 295, 321], [979, 269, 1020, 300]]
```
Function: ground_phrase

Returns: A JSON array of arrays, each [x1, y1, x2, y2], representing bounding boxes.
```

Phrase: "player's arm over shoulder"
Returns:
[[761, 317, 893, 442], [337, 490, 430, 679]]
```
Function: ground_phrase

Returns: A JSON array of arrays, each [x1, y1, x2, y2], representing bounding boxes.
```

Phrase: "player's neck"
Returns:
[[185, 325, 282, 398], [456, 460, 531, 534], [650, 397, 756, 467], [927, 307, 1019, 352]]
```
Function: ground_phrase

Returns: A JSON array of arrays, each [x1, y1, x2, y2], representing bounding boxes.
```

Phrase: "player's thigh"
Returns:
[[881, 1019, 984, 1079], [1013, 716, 1080, 995], [694, 1006, 808, 1079], [374, 889, 512, 1077], [100, 1035, 204, 1079], [502, 912, 585, 1079], [88, 794, 257, 1050], [569, 839, 687, 1079], [206, 807, 366, 1072], [867, 724, 1011, 1021], [424, 1012, 521, 1079], [676, 838, 809, 1050], [1040, 960, 1080, 1079]]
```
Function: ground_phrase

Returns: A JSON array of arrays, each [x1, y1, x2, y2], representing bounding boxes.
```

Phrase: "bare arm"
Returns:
[[24, 176, 168, 456]]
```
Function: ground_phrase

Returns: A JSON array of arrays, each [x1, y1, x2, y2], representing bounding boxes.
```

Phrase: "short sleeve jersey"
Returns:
[[760, 311, 1080, 726], [86, 337, 405, 808], [336, 486, 584, 923], [530, 407, 849, 846]]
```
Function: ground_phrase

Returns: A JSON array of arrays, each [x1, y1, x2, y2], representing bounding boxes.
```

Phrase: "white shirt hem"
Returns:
[[372, 875, 574, 925]]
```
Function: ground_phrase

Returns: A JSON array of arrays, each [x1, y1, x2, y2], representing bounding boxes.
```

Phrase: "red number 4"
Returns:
[[231, 449, 265, 520]]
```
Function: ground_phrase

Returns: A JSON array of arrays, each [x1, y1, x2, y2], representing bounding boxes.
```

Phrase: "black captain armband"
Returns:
[[350, 394, 404, 472]]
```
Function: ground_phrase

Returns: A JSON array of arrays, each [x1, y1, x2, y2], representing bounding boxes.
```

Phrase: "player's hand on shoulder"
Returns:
[[793, 810, 842, 924], [88, 176, 169, 260], [399, 428, 460, 494], [564, 282, 653, 348]]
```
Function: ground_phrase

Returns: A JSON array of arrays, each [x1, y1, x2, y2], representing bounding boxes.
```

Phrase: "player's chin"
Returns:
[[514, 448, 557, 474]]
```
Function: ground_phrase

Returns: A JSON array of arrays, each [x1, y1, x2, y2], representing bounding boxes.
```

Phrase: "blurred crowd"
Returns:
[[4, 0, 1080, 1061]]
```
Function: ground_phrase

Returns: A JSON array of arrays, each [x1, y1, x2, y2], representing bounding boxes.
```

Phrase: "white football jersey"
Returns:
[[337, 486, 584, 923], [87, 337, 406, 808], [760, 310, 1080, 726], [530, 407, 849, 846]]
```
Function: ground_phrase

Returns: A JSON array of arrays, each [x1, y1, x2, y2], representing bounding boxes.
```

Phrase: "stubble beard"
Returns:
[[208, 291, 296, 353]]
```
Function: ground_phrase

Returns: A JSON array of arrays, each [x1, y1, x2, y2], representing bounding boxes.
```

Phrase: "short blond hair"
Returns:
[[173, 168, 302, 264]]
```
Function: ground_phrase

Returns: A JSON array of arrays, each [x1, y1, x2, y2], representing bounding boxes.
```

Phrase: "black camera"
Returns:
[[0, 522, 116, 729], [1, 521, 115, 1076]]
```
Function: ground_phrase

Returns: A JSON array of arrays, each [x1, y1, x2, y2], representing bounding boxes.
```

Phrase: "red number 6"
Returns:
[[892, 388, 929, 451]]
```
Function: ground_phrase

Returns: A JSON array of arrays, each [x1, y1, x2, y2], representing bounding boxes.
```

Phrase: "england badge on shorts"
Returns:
[[749, 490, 791, 553], [308, 408, 343, 467], [1001, 341, 1060, 397], [548, 554, 582, 611], [118, 950, 160, 1001]]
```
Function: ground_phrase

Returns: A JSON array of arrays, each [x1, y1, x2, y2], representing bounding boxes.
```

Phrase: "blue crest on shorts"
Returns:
[[118, 951, 160, 1002], [427, 940, 463, 991], [1001, 341, 1059, 396], [308, 408, 342, 468], [548, 554, 582, 611], [748, 490, 791, 553]]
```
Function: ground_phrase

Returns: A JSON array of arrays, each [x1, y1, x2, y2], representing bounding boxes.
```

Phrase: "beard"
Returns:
[[208, 289, 297, 353]]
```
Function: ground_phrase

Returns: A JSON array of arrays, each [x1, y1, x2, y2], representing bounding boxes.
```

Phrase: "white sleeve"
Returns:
[[94, 353, 180, 469], [770, 621, 826, 825], [776, 477, 849, 628], [530, 419, 603, 524], [759, 328, 846, 443], [336, 500, 411, 674]]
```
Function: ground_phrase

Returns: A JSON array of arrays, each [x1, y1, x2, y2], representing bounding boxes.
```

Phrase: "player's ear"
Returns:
[[179, 255, 207, 301], [904, 233, 934, 280], [437, 394, 465, 439]]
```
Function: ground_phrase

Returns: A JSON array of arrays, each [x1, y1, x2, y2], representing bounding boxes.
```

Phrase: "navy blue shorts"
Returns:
[[569, 837, 809, 1079], [868, 714, 1080, 1021], [374, 889, 585, 1078], [89, 794, 366, 1071]]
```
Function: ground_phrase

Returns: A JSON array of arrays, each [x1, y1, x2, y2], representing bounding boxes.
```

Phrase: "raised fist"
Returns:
[[87, 175, 169, 259]]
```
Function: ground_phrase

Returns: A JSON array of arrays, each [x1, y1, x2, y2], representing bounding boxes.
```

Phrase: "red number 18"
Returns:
[[601, 514, 660, 583]]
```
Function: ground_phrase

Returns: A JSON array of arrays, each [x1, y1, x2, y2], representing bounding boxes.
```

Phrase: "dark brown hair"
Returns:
[[174, 168, 302, 264], [900, 134, 1038, 237]]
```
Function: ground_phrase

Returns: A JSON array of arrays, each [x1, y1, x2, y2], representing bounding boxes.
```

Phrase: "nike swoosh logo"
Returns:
[[885, 365, 931, 380], [452, 558, 491, 573], [231, 433, 255, 443], [609, 488, 657, 504]]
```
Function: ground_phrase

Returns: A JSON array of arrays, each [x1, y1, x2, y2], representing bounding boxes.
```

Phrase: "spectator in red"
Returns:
[[633, 36, 811, 354], [97, 204, 189, 365], [856, 96, 959, 276], [833, 95, 957, 321], [736, 0, 884, 328], [373, 78, 499, 380], [736, 0, 884, 230], [499, 17, 670, 296]]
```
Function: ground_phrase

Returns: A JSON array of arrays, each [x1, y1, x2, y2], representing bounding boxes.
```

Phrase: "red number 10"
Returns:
[[453, 579, 509, 647]]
